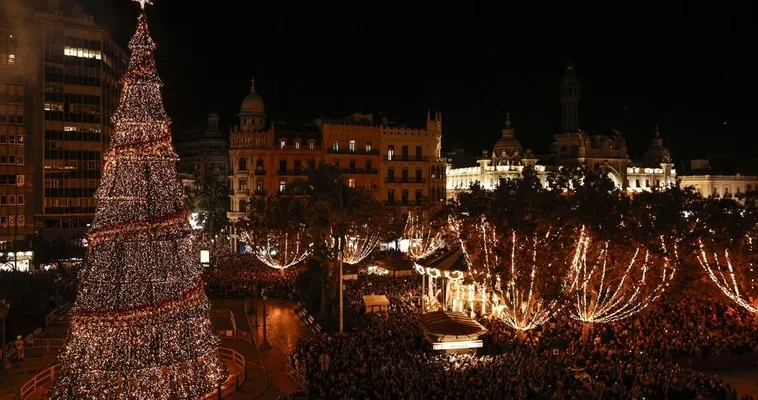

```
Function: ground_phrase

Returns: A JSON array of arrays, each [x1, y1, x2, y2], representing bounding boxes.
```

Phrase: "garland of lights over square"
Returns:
[[46, 2, 227, 398]]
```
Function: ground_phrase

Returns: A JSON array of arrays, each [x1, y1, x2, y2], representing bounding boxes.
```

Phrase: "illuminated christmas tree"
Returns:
[[47, 5, 227, 399]]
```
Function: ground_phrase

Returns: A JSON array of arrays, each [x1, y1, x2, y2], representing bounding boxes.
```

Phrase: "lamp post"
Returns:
[[1, 299, 10, 368], [259, 291, 271, 350]]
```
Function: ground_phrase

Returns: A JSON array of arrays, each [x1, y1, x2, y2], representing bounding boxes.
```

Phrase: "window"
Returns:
[[17, 195, 24, 205], [366, 160, 372, 171], [309, 140, 315, 150], [366, 142, 372, 152], [9, 195, 15, 205], [416, 168, 422, 181], [279, 160, 286, 171], [256, 181, 263, 192], [387, 168, 395, 182], [387, 189, 394, 203], [349, 140, 356, 152], [238, 179, 247, 191], [349, 160, 356, 172], [256, 160, 264, 171], [348, 178, 355, 188], [238, 157, 247, 171], [295, 140, 301, 150], [387, 146, 394, 161], [279, 180, 286, 192], [332, 140, 339, 151], [402, 168, 409, 182], [365, 179, 372, 189], [16, 156, 23, 165], [402, 145, 408, 159], [415, 146, 422, 160], [280, 139, 286, 149]]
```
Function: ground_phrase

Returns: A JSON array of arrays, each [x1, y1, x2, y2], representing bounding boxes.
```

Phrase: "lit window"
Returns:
[[64, 126, 77, 132], [280, 140, 286, 149], [349, 140, 356, 152], [388, 146, 394, 161], [295, 140, 301, 149], [64, 47, 102, 60], [348, 178, 355, 188], [332, 140, 339, 151], [309, 141, 315, 150], [366, 142, 372, 152], [279, 180, 286, 192]]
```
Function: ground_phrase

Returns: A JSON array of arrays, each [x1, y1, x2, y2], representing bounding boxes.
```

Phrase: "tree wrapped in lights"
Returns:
[[238, 197, 312, 270], [452, 168, 575, 338], [405, 210, 446, 261], [569, 226, 675, 341], [694, 194, 758, 317], [47, 8, 227, 399]]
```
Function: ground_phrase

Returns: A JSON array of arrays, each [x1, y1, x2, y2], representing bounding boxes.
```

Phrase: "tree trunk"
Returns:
[[516, 329, 525, 343], [582, 322, 592, 344]]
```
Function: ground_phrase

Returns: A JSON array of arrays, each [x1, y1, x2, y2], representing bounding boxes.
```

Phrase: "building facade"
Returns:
[[447, 65, 676, 199], [176, 112, 229, 183], [0, 1, 126, 269], [227, 80, 446, 251], [679, 159, 758, 200]]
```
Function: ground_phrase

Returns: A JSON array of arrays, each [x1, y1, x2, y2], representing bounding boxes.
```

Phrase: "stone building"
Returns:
[[175, 112, 229, 184], [227, 79, 446, 251], [447, 65, 676, 199]]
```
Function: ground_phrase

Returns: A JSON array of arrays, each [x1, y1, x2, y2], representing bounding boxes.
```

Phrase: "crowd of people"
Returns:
[[290, 274, 756, 400], [203, 253, 302, 298]]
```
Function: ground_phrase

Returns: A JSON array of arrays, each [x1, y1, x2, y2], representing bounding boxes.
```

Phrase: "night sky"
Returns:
[[77, 1, 757, 164]]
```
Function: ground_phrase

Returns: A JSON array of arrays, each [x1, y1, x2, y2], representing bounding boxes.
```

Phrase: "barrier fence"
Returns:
[[15, 347, 245, 400]]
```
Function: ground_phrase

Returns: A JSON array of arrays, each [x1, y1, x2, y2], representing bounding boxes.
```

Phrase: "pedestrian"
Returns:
[[14, 335, 24, 360]]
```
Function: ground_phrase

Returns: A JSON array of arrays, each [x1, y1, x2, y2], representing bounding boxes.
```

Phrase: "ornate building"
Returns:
[[447, 65, 676, 199], [175, 112, 229, 184], [227, 80, 446, 250]]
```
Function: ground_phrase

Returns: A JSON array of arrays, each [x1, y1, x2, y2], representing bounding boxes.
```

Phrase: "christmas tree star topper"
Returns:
[[133, 0, 153, 10]]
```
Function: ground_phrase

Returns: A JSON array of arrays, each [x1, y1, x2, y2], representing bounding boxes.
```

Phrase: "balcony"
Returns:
[[385, 156, 429, 162], [253, 189, 266, 196], [235, 189, 249, 196], [386, 199, 426, 207], [339, 168, 378, 175], [327, 148, 379, 156], [385, 177, 427, 184], [254, 169, 266, 176], [235, 169, 248, 177]]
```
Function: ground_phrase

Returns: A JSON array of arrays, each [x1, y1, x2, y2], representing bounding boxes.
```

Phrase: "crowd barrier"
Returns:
[[294, 302, 321, 334]]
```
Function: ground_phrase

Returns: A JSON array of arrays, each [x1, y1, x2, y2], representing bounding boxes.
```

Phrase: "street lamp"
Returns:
[[259, 290, 271, 351], [200, 249, 210, 268], [1, 298, 11, 368]]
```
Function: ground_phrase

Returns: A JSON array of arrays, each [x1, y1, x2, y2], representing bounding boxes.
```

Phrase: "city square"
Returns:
[[2, 0, 758, 399]]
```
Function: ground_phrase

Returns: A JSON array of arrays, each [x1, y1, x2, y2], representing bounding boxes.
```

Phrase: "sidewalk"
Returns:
[[244, 297, 313, 398]]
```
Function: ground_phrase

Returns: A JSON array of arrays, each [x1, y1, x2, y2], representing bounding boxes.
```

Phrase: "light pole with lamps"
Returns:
[[259, 290, 271, 351]]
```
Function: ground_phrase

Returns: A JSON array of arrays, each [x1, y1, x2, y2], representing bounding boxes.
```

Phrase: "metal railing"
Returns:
[[17, 347, 246, 400]]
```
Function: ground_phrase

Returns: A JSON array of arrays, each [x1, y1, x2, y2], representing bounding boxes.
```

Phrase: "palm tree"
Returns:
[[290, 160, 382, 331], [194, 179, 229, 234]]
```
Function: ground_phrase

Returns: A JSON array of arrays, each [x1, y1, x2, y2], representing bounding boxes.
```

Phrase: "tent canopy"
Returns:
[[362, 294, 390, 307], [418, 310, 487, 340]]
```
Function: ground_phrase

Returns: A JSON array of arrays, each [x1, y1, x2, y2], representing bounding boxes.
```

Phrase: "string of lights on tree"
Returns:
[[697, 237, 757, 313], [568, 227, 675, 327], [329, 225, 381, 265], [47, 4, 227, 398], [404, 212, 446, 261], [242, 229, 312, 270]]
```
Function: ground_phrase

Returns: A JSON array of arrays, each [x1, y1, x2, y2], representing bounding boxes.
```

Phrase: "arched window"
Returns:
[[238, 157, 247, 171], [256, 159, 264, 172]]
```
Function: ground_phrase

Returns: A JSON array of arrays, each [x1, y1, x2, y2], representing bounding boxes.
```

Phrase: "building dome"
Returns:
[[492, 115, 523, 157], [643, 126, 672, 166], [240, 78, 264, 114]]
